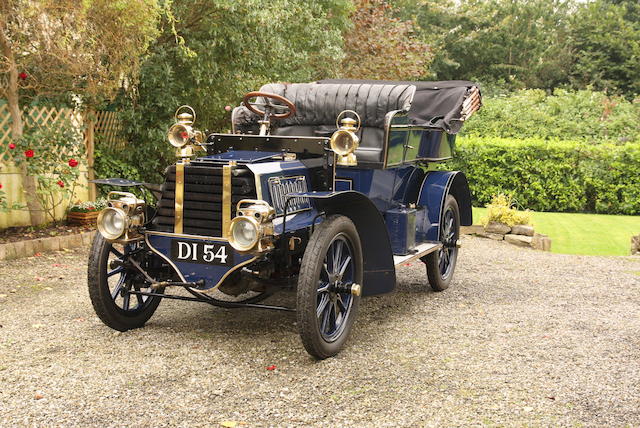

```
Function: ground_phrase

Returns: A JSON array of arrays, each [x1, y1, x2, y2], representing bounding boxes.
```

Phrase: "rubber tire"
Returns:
[[88, 232, 162, 331], [425, 195, 460, 292], [297, 215, 363, 359]]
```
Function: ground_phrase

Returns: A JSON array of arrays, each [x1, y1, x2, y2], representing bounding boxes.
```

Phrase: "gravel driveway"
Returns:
[[1, 235, 639, 427]]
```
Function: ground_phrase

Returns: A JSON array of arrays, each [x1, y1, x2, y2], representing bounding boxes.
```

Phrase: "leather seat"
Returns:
[[233, 82, 415, 165]]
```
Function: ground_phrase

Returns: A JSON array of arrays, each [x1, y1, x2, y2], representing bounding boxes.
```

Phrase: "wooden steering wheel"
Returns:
[[242, 91, 296, 120]]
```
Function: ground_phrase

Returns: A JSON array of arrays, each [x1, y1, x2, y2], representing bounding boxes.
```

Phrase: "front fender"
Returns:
[[417, 171, 472, 241], [290, 191, 396, 297]]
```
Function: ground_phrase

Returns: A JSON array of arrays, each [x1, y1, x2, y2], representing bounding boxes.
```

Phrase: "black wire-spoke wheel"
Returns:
[[88, 233, 162, 331], [297, 215, 362, 359], [424, 195, 460, 291]]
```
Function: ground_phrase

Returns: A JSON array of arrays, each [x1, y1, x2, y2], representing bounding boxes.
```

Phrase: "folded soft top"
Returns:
[[233, 79, 481, 135], [318, 79, 481, 134]]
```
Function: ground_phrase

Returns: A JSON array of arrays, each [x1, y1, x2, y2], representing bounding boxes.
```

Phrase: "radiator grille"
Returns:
[[152, 163, 256, 236], [268, 175, 311, 215]]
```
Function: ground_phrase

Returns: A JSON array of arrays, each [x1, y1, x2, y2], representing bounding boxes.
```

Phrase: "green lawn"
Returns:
[[472, 207, 640, 256]]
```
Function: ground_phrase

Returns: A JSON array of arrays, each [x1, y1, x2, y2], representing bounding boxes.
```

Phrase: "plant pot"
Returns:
[[67, 210, 101, 226]]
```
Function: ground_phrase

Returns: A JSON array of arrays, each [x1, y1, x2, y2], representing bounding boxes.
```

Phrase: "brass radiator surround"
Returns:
[[174, 162, 185, 234]]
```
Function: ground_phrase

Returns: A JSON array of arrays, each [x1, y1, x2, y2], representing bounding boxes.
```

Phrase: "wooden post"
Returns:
[[85, 110, 96, 201]]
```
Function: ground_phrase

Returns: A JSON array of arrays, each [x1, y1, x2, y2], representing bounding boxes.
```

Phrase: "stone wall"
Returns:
[[632, 234, 640, 255], [461, 222, 552, 251]]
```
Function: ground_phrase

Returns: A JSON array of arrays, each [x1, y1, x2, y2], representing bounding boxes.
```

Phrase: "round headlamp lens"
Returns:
[[168, 124, 190, 148], [230, 217, 258, 251], [330, 130, 359, 156], [98, 208, 127, 240]]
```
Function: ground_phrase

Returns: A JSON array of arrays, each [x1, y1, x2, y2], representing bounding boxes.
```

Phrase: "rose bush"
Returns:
[[2, 118, 85, 221]]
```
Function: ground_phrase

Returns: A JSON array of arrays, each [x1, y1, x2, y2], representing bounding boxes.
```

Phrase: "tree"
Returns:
[[341, 0, 433, 80], [0, 0, 160, 224], [397, 0, 573, 91], [114, 0, 352, 183], [569, 0, 640, 97]]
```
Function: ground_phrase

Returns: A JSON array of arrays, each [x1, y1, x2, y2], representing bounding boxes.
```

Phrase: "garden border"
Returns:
[[0, 231, 94, 261]]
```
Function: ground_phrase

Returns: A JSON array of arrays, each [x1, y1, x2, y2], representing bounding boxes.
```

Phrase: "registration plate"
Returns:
[[170, 240, 234, 266]]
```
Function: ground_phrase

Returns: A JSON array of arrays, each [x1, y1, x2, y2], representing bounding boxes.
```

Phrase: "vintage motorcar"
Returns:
[[88, 79, 481, 359]]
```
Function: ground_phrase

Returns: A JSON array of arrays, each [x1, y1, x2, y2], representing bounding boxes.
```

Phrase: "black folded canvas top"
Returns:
[[234, 79, 480, 135], [318, 79, 480, 134]]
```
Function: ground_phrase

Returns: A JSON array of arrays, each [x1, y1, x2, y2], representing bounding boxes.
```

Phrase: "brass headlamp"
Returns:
[[228, 200, 275, 254], [97, 191, 146, 242], [330, 110, 360, 166], [168, 105, 204, 159]]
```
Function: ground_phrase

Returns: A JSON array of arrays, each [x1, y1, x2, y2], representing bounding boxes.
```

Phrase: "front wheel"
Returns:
[[424, 195, 460, 291], [88, 233, 162, 331], [297, 215, 363, 359]]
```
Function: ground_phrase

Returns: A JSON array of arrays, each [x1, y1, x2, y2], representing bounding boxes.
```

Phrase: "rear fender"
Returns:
[[416, 171, 472, 242], [292, 191, 396, 296]]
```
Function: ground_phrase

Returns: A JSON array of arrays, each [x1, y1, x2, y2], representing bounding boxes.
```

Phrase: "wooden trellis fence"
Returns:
[[0, 103, 127, 228], [92, 110, 126, 149], [0, 104, 125, 149]]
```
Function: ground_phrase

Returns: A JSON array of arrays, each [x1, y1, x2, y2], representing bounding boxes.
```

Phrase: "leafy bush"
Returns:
[[94, 147, 144, 184], [448, 137, 640, 215], [463, 89, 640, 143], [480, 194, 531, 226]]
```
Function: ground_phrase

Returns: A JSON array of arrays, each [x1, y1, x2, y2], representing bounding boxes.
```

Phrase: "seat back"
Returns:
[[233, 82, 415, 165]]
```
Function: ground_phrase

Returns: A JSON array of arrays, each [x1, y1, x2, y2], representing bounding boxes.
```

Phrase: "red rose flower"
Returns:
[[68, 158, 78, 167], [18, 72, 27, 80], [57, 180, 64, 188], [24, 149, 34, 158], [0, 183, 3, 189], [8, 143, 15, 150]]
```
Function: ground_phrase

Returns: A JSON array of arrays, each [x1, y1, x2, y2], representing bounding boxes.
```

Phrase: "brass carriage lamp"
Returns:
[[167, 105, 204, 160], [330, 110, 360, 166]]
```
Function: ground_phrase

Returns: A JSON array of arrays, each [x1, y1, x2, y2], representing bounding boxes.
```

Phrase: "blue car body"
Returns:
[[109, 80, 480, 302]]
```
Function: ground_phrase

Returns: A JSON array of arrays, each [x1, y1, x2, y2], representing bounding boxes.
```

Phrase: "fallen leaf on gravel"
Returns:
[[34, 394, 44, 400], [73, 317, 86, 322], [34, 253, 42, 257], [220, 421, 238, 427], [266, 365, 276, 371], [546, 396, 556, 400], [35, 277, 44, 281], [0, 294, 7, 299], [44, 287, 53, 291], [403, 263, 412, 267], [31, 324, 44, 329]]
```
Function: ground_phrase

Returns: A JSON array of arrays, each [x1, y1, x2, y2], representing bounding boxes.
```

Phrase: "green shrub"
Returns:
[[448, 137, 640, 215], [94, 147, 146, 199], [481, 194, 531, 226], [463, 89, 640, 143]]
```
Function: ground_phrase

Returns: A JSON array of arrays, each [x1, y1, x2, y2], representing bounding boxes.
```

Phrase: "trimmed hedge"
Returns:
[[461, 89, 640, 143], [446, 137, 640, 215]]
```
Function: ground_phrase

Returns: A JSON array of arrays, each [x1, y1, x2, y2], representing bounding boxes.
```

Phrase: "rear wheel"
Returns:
[[297, 215, 362, 359], [88, 233, 162, 331], [424, 195, 460, 291]]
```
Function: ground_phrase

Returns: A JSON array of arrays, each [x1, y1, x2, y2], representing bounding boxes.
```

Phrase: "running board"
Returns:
[[393, 242, 442, 266]]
